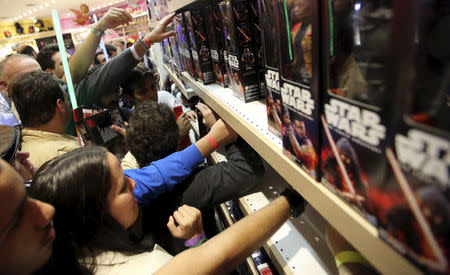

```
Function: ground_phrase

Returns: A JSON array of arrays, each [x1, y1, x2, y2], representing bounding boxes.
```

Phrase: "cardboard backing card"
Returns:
[[278, 0, 321, 180]]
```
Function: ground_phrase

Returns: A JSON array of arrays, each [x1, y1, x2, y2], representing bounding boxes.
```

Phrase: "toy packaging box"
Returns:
[[184, 10, 215, 85], [278, 0, 321, 180], [175, 13, 196, 79], [205, 5, 230, 87], [260, 0, 282, 137], [74, 107, 125, 147], [320, 0, 449, 273], [219, 0, 261, 103], [249, 0, 265, 99], [380, 1, 449, 273]]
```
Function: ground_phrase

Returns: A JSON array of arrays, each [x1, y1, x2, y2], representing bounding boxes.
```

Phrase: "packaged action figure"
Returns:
[[381, 1, 450, 273], [321, 0, 449, 273], [260, 0, 282, 137], [184, 10, 215, 85], [205, 5, 230, 87], [278, 0, 320, 179], [219, 0, 260, 103], [175, 13, 196, 79]]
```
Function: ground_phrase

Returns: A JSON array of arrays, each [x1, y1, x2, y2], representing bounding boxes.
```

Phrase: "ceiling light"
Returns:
[[14, 17, 18, 20], [45, 3, 49, 7], [28, 11, 32, 15], [23, 13, 27, 16], [9, 19, 13, 22], [33, 8, 37, 11], [40, 5, 43, 9], [103, 4, 107, 7], [51, 0, 55, 3], [109, 2, 113, 5], [18, 15, 22, 19]]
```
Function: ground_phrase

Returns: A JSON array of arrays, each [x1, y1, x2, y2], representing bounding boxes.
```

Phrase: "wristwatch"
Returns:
[[279, 188, 306, 218], [137, 38, 150, 51], [91, 27, 105, 37]]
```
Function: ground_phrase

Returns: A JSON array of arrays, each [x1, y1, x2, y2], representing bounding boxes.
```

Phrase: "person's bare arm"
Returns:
[[133, 13, 177, 57], [155, 196, 291, 274], [194, 119, 238, 158], [68, 8, 132, 84]]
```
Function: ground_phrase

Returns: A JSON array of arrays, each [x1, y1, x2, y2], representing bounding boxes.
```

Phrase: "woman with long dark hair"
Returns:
[[29, 145, 303, 274], [29, 146, 187, 274]]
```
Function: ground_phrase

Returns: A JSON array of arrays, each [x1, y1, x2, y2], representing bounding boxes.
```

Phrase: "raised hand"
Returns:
[[96, 8, 133, 33], [196, 103, 217, 129], [146, 12, 177, 43]]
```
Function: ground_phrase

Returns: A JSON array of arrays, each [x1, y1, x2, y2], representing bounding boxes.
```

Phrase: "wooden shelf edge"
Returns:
[[238, 198, 294, 275], [163, 64, 195, 99], [181, 72, 423, 275], [168, 0, 197, 12]]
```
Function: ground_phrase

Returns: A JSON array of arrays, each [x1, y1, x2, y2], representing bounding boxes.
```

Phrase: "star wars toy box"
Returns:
[[378, 1, 449, 273], [174, 13, 196, 79], [219, 0, 260, 103], [169, 36, 183, 76], [249, 0, 264, 99], [319, 0, 393, 223], [277, 0, 321, 180], [205, 5, 230, 87], [320, 1, 449, 273], [259, 0, 282, 137], [73, 107, 125, 147], [184, 10, 215, 85]]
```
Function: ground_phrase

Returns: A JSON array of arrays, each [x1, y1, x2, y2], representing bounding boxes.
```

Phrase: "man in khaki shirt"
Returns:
[[10, 71, 80, 169]]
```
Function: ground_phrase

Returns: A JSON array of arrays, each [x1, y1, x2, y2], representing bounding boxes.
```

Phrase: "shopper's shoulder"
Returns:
[[122, 151, 140, 170]]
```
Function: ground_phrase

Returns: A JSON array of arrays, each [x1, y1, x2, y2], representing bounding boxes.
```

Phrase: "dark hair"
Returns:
[[105, 44, 117, 57], [17, 45, 37, 57], [121, 64, 158, 97], [36, 44, 59, 71], [9, 71, 65, 127], [93, 52, 105, 65], [126, 102, 179, 168], [29, 146, 144, 275]]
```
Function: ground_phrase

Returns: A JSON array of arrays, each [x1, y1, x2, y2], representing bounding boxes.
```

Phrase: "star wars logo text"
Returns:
[[211, 49, 219, 61], [192, 50, 199, 61], [395, 129, 449, 186], [228, 54, 239, 70], [324, 99, 386, 146], [280, 83, 314, 116], [265, 69, 279, 91]]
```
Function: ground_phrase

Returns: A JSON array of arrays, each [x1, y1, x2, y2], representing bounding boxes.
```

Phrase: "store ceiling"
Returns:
[[0, 0, 128, 23]]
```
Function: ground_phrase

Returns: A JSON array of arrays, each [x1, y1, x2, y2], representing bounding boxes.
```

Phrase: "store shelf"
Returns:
[[180, 71, 423, 275], [239, 193, 329, 275], [132, 12, 149, 18], [0, 30, 56, 45], [209, 148, 332, 275], [163, 64, 195, 99], [168, 0, 197, 12]]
